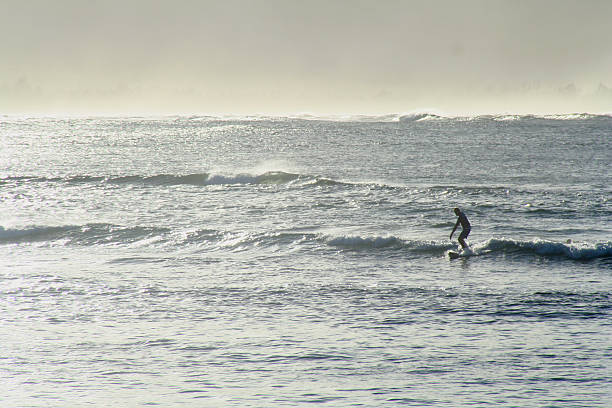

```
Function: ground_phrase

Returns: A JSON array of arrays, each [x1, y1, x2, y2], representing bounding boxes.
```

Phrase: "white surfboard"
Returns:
[[448, 247, 474, 260]]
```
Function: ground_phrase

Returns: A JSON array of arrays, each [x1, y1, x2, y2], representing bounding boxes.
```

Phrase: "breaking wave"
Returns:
[[325, 235, 612, 261], [398, 112, 446, 122], [1, 171, 384, 189], [2, 224, 610, 262], [471, 238, 612, 260], [325, 235, 453, 253], [2, 172, 319, 187], [0, 224, 169, 246], [286, 112, 611, 123], [4, 112, 611, 125]]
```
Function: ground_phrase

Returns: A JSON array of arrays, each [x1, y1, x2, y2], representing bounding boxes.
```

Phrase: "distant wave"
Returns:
[[477, 113, 610, 122], [233, 111, 612, 123], [0, 224, 309, 251], [4, 173, 574, 195], [2, 172, 306, 187], [278, 111, 612, 123], [0, 224, 170, 246], [288, 113, 404, 122], [1, 171, 374, 189], [297, 112, 612, 123], [398, 112, 446, 122], [0, 225, 76, 243], [4, 112, 611, 124], [397, 112, 612, 123]]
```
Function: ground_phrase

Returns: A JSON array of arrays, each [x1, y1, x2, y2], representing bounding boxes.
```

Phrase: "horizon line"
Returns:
[[3, 110, 612, 120]]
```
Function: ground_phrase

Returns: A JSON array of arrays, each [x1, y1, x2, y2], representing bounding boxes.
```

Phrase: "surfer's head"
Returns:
[[454, 207, 461, 215]]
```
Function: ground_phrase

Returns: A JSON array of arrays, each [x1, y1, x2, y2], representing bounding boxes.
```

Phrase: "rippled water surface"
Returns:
[[1, 114, 611, 406]]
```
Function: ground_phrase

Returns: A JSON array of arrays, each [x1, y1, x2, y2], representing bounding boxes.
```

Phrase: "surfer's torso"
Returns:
[[457, 211, 470, 231]]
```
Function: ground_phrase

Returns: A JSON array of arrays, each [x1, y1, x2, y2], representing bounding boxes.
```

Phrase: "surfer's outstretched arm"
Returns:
[[450, 219, 459, 239]]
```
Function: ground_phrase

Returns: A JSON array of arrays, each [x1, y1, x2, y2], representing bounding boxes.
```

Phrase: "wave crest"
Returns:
[[399, 112, 445, 122], [1, 171, 374, 189], [475, 238, 612, 260], [2, 171, 309, 187], [325, 235, 453, 253], [3, 224, 609, 262], [0, 224, 169, 246]]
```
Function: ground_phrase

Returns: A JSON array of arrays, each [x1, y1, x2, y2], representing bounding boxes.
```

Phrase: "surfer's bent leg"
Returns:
[[458, 228, 470, 249]]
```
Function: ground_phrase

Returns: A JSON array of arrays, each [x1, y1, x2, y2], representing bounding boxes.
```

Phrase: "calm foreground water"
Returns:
[[1, 113, 611, 407]]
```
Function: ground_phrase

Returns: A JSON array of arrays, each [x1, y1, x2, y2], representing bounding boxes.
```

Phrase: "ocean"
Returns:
[[1, 113, 611, 407]]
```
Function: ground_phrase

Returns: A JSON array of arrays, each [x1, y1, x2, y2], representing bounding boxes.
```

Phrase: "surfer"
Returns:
[[450, 207, 471, 249]]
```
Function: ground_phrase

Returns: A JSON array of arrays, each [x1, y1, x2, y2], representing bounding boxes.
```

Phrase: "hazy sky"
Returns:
[[2, 0, 612, 114]]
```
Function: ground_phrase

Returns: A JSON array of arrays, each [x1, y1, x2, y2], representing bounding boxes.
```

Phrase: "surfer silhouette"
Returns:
[[450, 207, 471, 250]]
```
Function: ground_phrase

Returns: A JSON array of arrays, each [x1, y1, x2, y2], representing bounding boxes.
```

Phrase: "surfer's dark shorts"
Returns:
[[459, 228, 470, 240]]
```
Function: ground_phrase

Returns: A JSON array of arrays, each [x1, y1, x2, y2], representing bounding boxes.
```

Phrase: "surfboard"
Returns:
[[448, 247, 474, 259], [448, 251, 461, 259]]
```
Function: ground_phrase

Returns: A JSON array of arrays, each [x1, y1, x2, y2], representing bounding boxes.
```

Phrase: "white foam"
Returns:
[[474, 238, 612, 260]]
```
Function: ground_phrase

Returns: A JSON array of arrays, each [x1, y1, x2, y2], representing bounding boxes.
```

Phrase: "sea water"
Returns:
[[1, 113, 611, 407]]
